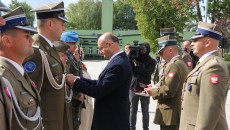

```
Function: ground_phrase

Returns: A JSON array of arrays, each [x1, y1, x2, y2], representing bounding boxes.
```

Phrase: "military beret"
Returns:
[[0, 1, 11, 12], [160, 27, 177, 37], [155, 35, 178, 55], [53, 40, 70, 54], [31, 1, 69, 23], [191, 21, 222, 40], [61, 31, 79, 43], [1, 6, 37, 33]]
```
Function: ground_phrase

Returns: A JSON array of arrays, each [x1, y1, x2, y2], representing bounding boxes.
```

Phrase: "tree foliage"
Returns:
[[208, 0, 230, 32], [65, 0, 102, 30], [9, 0, 34, 27], [122, 0, 196, 51], [113, 0, 137, 30]]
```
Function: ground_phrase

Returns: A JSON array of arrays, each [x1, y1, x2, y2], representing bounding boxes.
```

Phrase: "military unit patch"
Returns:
[[210, 75, 219, 84], [187, 61, 192, 67], [168, 72, 174, 78], [24, 62, 36, 72]]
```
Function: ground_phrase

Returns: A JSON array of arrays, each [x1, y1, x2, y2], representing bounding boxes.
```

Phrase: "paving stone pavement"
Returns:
[[84, 60, 230, 130]]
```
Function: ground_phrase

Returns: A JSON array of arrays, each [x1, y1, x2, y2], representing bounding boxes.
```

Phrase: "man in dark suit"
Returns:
[[66, 32, 132, 130]]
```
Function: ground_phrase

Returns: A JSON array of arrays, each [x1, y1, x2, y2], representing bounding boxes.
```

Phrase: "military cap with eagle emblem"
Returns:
[[1, 6, 37, 33], [191, 21, 222, 40], [155, 35, 178, 55], [31, 1, 69, 23]]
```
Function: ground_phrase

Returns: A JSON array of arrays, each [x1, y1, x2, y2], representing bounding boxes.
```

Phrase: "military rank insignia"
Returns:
[[210, 75, 219, 84], [24, 61, 36, 72], [168, 72, 174, 78], [187, 61, 192, 67]]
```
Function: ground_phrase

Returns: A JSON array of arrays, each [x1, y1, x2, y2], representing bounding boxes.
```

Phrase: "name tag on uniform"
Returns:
[[51, 63, 58, 68]]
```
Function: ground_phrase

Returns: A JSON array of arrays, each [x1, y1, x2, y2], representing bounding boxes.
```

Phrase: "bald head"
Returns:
[[99, 32, 119, 44], [182, 41, 191, 53], [98, 32, 121, 59]]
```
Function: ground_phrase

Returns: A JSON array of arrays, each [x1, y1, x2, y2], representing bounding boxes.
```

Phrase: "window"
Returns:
[[96, 47, 99, 54], [88, 47, 93, 54]]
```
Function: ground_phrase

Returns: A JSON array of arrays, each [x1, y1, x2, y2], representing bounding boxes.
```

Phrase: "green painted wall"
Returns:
[[101, 0, 113, 33]]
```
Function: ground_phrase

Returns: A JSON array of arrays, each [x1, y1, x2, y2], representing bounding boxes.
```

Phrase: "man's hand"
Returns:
[[78, 93, 84, 104], [144, 84, 158, 95], [66, 74, 78, 86]]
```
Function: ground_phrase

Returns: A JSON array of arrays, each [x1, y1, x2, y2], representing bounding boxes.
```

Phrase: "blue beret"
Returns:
[[61, 31, 79, 42]]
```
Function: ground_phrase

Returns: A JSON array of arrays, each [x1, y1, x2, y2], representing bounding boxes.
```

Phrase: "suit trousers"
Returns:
[[129, 90, 150, 130], [160, 125, 179, 130]]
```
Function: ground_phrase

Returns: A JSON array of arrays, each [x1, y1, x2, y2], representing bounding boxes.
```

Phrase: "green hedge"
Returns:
[[225, 61, 230, 75]]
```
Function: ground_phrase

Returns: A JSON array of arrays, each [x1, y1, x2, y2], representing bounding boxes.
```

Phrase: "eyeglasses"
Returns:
[[98, 42, 108, 51], [143, 47, 147, 50]]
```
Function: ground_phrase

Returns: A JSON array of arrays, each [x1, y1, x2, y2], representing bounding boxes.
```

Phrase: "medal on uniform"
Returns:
[[193, 70, 201, 76], [187, 84, 191, 91]]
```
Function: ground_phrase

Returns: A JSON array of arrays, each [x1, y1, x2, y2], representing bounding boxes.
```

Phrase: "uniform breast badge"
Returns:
[[24, 62, 36, 72]]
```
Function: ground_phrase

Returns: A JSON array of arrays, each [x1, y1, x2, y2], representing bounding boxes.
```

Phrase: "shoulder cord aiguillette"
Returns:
[[2, 77, 43, 130], [39, 49, 65, 90]]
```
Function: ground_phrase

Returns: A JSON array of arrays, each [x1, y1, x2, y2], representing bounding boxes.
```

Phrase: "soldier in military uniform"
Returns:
[[61, 31, 83, 130], [23, 2, 69, 130], [145, 35, 190, 130], [183, 40, 200, 69], [53, 40, 74, 130], [0, 6, 42, 130], [161, 27, 193, 71], [180, 22, 229, 130]]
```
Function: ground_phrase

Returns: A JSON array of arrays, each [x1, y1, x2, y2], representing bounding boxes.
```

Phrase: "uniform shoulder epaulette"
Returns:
[[32, 40, 41, 48]]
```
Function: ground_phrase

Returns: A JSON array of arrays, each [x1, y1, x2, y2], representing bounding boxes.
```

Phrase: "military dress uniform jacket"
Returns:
[[0, 57, 42, 130], [23, 34, 66, 130], [66, 54, 81, 100], [151, 56, 189, 126], [180, 52, 229, 130], [179, 50, 193, 72]]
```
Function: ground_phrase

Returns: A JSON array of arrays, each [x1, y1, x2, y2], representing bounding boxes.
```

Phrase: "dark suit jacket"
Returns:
[[73, 52, 132, 130]]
